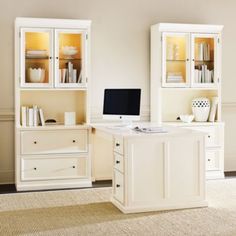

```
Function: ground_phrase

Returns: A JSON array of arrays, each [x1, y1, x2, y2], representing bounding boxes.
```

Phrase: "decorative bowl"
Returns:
[[179, 114, 194, 123], [28, 68, 45, 83], [192, 97, 210, 122], [61, 46, 78, 58]]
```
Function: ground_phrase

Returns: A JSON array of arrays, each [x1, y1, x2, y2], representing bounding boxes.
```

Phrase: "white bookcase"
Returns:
[[151, 23, 224, 179], [15, 17, 92, 191]]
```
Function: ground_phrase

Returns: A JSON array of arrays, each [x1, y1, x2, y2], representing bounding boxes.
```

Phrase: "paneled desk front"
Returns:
[[92, 124, 207, 213]]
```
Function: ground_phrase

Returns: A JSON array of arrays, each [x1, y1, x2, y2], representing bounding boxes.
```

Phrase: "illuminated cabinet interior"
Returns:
[[151, 23, 225, 180], [15, 18, 92, 191]]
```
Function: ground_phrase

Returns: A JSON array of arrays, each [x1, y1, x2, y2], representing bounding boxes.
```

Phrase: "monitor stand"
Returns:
[[107, 120, 133, 130]]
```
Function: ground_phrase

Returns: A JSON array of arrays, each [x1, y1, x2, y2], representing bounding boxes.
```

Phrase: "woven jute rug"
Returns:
[[0, 179, 236, 235]]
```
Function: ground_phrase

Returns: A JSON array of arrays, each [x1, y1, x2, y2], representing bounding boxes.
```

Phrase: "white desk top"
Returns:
[[91, 122, 205, 138]]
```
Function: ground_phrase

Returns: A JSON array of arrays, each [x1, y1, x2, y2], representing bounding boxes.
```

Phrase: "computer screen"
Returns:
[[103, 89, 141, 120]]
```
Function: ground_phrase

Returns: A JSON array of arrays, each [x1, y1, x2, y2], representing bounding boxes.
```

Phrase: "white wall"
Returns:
[[1, 0, 236, 183]]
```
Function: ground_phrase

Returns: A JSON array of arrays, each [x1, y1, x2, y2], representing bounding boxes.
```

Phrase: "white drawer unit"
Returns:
[[114, 170, 124, 204], [113, 136, 124, 155], [21, 129, 88, 155], [206, 150, 221, 171], [114, 153, 124, 173], [187, 125, 222, 148], [21, 156, 88, 181], [185, 124, 224, 179]]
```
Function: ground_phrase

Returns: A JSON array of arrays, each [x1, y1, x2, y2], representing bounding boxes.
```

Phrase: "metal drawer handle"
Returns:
[[72, 166, 76, 168], [208, 135, 211, 138], [208, 159, 211, 161], [72, 140, 76, 143], [34, 141, 37, 144], [116, 184, 120, 188], [116, 143, 120, 147], [34, 167, 37, 170], [116, 160, 120, 164]]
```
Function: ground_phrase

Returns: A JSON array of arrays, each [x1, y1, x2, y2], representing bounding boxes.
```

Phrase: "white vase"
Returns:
[[192, 97, 210, 122]]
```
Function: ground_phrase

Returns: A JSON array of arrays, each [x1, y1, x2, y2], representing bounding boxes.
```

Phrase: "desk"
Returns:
[[92, 124, 207, 213]]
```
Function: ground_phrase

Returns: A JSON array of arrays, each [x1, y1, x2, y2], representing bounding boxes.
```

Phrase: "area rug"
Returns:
[[0, 179, 236, 235]]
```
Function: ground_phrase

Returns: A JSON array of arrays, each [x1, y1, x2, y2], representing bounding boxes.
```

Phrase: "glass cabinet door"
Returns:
[[162, 33, 190, 87], [20, 28, 53, 87], [191, 34, 218, 87], [55, 29, 87, 88]]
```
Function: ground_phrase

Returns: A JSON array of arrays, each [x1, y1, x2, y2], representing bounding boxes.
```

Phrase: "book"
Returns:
[[62, 69, 67, 83], [78, 69, 83, 83], [39, 108, 45, 126], [21, 106, 27, 127], [72, 69, 77, 83], [28, 108, 33, 127], [33, 105, 38, 127], [209, 97, 218, 122]]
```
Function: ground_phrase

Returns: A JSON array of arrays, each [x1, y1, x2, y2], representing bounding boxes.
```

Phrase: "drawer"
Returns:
[[21, 156, 88, 181], [188, 126, 222, 148], [206, 150, 220, 171], [21, 129, 88, 155], [113, 136, 124, 155], [114, 153, 124, 173], [114, 170, 124, 204]]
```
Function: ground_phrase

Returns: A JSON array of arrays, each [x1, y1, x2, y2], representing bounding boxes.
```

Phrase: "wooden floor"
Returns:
[[0, 180, 112, 194]]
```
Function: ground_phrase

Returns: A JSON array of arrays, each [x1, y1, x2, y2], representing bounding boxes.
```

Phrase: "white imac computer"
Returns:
[[103, 88, 141, 127]]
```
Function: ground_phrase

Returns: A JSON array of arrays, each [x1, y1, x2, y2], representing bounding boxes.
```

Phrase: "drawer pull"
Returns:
[[34, 141, 37, 144], [116, 143, 120, 147], [208, 159, 211, 162], [33, 167, 37, 170], [116, 184, 120, 188], [72, 140, 76, 143], [116, 160, 120, 164], [208, 135, 211, 138], [72, 165, 76, 168]]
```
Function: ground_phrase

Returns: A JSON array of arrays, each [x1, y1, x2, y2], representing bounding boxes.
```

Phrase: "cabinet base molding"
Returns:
[[16, 180, 92, 191], [111, 198, 208, 214], [206, 171, 224, 180]]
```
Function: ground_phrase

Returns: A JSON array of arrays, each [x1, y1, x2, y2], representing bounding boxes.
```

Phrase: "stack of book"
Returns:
[[196, 43, 211, 61], [59, 62, 82, 84], [21, 105, 45, 127], [167, 73, 184, 83], [194, 65, 214, 83]]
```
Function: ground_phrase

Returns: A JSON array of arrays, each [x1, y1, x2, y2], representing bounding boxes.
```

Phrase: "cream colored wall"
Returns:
[[1, 0, 236, 183]]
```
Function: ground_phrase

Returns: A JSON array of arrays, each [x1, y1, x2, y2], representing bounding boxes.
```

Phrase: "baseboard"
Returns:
[[225, 155, 236, 171]]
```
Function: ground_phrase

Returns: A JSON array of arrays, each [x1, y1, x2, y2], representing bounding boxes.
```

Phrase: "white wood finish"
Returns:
[[151, 23, 224, 179], [54, 29, 88, 88], [20, 28, 54, 88], [113, 136, 124, 155], [162, 32, 190, 88], [21, 129, 88, 154], [190, 33, 219, 88], [21, 155, 88, 181], [93, 125, 207, 214], [15, 18, 92, 191]]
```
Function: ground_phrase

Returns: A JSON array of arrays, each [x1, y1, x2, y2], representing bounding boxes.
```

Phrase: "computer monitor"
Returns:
[[103, 88, 141, 122]]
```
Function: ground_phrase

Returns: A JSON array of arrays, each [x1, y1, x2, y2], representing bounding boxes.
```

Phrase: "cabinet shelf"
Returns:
[[59, 58, 81, 61], [26, 57, 49, 60], [166, 59, 186, 62]]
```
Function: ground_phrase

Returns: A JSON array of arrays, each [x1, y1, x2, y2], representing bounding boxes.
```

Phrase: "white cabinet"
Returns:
[[15, 18, 92, 191], [162, 31, 219, 88], [19, 21, 89, 88], [151, 23, 224, 179], [110, 129, 207, 214]]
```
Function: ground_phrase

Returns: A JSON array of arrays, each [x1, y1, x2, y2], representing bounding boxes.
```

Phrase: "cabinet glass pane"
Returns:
[[25, 32, 50, 84], [194, 37, 214, 84], [165, 35, 187, 84], [58, 33, 82, 84]]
